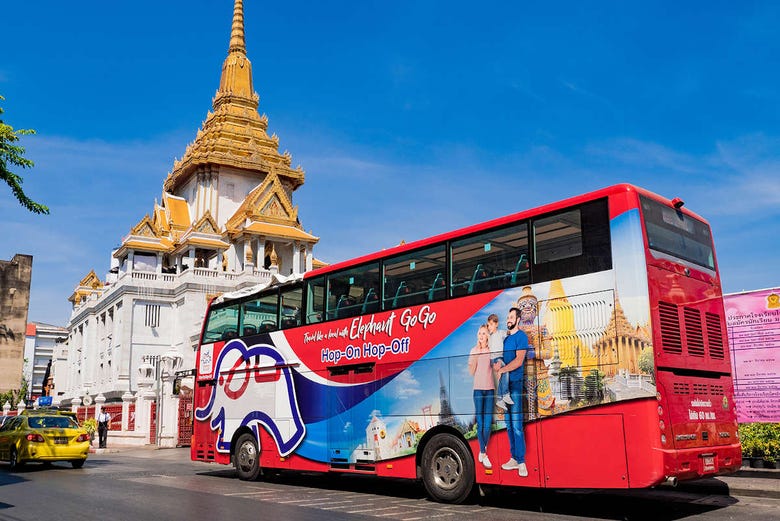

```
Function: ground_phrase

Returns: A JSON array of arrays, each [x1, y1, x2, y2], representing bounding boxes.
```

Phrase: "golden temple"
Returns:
[[69, 0, 321, 305]]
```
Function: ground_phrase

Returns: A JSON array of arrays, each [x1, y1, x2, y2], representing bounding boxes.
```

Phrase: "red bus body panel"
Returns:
[[191, 184, 741, 491]]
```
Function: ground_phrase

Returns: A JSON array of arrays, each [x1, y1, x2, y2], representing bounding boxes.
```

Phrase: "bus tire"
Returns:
[[234, 433, 261, 481], [421, 433, 474, 504]]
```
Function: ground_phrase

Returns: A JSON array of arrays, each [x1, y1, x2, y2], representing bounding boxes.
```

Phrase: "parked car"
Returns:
[[0, 411, 91, 469]]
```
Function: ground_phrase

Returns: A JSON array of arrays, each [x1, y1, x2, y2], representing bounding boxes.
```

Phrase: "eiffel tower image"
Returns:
[[437, 370, 459, 428]]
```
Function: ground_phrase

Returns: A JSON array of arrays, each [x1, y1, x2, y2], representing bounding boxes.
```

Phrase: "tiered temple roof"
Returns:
[[71, 0, 321, 297]]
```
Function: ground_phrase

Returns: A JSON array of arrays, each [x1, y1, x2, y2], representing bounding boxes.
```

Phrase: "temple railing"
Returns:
[[72, 267, 278, 316]]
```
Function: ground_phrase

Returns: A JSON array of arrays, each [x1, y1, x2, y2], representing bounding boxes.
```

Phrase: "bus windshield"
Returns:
[[640, 195, 715, 270]]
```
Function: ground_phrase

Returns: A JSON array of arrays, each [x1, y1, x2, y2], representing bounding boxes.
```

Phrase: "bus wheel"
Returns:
[[421, 433, 474, 504], [234, 433, 261, 481]]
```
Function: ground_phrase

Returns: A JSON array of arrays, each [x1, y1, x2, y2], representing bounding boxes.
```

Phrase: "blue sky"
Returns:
[[2, 1, 779, 326]]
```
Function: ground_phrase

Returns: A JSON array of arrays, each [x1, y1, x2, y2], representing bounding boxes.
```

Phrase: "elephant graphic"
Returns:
[[195, 338, 306, 456]]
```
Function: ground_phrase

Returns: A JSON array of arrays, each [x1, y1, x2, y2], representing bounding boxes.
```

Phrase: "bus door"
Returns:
[[326, 362, 378, 470]]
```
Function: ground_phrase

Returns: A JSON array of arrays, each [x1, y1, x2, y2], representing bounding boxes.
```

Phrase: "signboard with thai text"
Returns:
[[725, 288, 780, 423]]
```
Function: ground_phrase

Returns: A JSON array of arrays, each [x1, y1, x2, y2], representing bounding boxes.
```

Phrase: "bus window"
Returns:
[[243, 292, 279, 334], [306, 276, 326, 324], [533, 209, 583, 264], [383, 245, 446, 310], [640, 195, 715, 270], [280, 284, 303, 329], [202, 302, 240, 343], [326, 263, 380, 320], [451, 223, 529, 296], [531, 198, 611, 282]]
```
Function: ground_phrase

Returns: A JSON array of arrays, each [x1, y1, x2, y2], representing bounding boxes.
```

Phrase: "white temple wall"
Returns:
[[180, 176, 199, 223], [215, 167, 262, 228]]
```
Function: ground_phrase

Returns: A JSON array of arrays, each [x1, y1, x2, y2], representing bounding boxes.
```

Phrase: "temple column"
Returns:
[[244, 238, 254, 273], [128, 250, 135, 274], [306, 246, 313, 271], [156, 252, 163, 274], [292, 241, 301, 275], [257, 238, 266, 269], [135, 362, 155, 438], [158, 350, 183, 448], [121, 392, 134, 431], [217, 250, 224, 271], [188, 247, 196, 271]]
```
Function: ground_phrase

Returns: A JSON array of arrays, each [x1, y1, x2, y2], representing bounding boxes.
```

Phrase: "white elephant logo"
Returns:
[[195, 339, 306, 456]]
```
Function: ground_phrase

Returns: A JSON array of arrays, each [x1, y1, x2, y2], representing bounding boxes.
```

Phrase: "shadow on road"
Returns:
[[196, 467, 738, 520], [479, 486, 738, 521]]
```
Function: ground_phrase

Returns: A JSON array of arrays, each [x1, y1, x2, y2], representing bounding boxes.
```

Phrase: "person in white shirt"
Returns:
[[97, 410, 111, 448]]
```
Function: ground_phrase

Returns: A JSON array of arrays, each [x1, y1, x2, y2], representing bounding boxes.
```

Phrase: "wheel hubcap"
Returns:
[[432, 447, 462, 490], [238, 442, 256, 472]]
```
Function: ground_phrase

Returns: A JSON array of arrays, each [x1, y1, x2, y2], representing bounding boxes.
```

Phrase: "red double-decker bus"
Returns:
[[191, 184, 740, 503]]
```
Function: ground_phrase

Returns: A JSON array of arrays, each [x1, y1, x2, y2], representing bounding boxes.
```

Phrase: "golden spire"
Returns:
[[163, 0, 304, 194], [229, 0, 246, 54], [216, 0, 256, 110]]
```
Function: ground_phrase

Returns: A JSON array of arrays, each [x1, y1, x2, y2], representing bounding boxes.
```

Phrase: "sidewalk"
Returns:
[[682, 466, 780, 499], [89, 443, 178, 454]]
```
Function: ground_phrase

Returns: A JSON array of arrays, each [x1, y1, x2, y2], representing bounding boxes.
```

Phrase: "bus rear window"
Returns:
[[640, 195, 715, 270]]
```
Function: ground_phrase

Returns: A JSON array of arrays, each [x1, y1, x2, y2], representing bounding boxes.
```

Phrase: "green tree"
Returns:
[[0, 95, 49, 214], [0, 375, 30, 409], [638, 346, 655, 383]]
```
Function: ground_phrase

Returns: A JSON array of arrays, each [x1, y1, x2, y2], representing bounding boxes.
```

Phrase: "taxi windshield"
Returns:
[[28, 416, 79, 429]]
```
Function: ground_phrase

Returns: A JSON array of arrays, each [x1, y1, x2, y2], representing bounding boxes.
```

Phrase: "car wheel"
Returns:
[[9, 447, 21, 471], [420, 433, 474, 504], [234, 433, 261, 481], [71, 459, 85, 469]]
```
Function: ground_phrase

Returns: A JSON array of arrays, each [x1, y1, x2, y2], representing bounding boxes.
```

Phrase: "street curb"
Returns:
[[680, 473, 780, 500]]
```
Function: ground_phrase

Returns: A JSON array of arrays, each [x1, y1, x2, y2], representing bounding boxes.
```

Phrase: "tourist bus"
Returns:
[[191, 183, 741, 503]]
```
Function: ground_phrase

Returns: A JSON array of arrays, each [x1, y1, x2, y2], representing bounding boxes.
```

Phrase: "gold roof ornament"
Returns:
[[163, 0, 304, 194], [225, 172, 318, 244], [68, 270, 104, 304], [171, 210, 230, 255], [115, 214, 173, 258]]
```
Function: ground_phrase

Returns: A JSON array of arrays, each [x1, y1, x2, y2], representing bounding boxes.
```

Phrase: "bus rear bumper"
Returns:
[[662, 444, 742, 482]]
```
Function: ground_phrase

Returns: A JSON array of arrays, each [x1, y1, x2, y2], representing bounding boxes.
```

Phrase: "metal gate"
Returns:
[[149, 401, 157, 444], [177, 391, 193, 447], [128, 403, 135, 431], [103, 404, 123, 430]]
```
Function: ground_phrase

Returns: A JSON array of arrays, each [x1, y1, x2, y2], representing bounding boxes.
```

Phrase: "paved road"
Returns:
[[0, 448, 777, 521]]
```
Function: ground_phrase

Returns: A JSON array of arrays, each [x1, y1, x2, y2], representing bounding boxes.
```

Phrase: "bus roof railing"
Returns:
[[215, 272, 304, 305]]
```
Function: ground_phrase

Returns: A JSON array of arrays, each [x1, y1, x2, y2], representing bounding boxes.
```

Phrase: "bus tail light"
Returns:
[[661, 434, 667, 445], [659, 420, 665, 430]]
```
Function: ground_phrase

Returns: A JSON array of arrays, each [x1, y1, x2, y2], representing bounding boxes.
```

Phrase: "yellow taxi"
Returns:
[[0, 410, 91, 469]]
